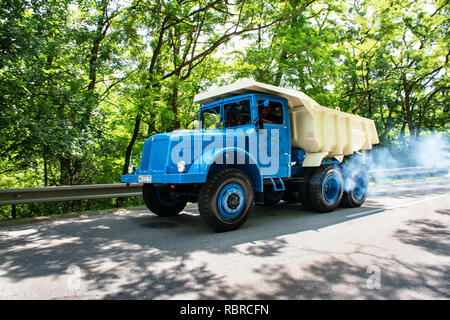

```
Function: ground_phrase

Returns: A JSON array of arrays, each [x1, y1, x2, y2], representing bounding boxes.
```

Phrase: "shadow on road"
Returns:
[[247, 256, 450, 299], [0, 181, 448, 299], [394, 210, 450, 257]]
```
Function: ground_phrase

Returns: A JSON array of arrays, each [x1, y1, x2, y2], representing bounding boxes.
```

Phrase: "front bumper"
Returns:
[[121, 173, 206, 184]]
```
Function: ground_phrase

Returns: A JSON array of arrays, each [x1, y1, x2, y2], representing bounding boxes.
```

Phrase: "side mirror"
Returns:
[[186, 114, 200, 130]]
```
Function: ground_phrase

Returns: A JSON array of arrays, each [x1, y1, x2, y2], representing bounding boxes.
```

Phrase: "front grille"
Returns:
[[149, 139, 169, 171]]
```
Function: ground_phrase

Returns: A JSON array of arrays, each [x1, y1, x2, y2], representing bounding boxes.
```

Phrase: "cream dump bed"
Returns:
[[194, 79, 379, 166]]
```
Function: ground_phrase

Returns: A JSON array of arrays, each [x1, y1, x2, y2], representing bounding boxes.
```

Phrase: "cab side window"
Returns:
[[259, 100, 283, 125], [201, 106, 222, 129], [224, 99, 252, 128]]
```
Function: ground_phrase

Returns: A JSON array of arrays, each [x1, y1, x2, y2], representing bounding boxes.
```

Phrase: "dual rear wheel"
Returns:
[[307, 164, 344, 212], [276, 165, 368, 212], [341, 169, 369, 208], [307, 165, 368, 211]]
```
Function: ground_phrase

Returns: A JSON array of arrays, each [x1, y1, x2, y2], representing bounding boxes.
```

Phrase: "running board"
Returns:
[[269, 178, 285, 192]]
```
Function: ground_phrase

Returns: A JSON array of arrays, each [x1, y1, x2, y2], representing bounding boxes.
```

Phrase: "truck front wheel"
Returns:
[[142, 184, 187, 217], [308, 165, 344, 213], [199, 168, 254, 232]]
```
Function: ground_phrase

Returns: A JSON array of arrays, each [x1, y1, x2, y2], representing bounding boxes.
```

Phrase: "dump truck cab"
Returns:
[[121, 79, 379, 232], [122, 93, 291, 189], [198, 93, 292, 178]]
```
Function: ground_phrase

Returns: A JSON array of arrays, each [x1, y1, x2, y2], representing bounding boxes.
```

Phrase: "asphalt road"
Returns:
[[0, 177, 449, 300]]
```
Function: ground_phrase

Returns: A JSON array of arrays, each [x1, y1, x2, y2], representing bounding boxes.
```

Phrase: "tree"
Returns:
[[119, 0, 317, 176]]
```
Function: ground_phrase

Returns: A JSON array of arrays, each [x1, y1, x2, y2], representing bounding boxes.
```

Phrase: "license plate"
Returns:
[[138, 175, 152, 183]]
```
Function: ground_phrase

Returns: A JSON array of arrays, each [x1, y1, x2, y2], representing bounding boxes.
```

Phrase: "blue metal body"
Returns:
[[121, 93, 311, 192]]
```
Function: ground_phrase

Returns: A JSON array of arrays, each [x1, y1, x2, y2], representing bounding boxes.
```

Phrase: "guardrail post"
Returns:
[[116, 197, 123, 208], [12, 204, 16, 219]]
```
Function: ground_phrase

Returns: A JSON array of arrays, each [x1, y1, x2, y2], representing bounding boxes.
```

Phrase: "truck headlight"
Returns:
[[177, 161, 186, 173]]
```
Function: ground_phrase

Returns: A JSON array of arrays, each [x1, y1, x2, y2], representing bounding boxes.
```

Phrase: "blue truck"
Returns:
[[122, 79, 379, 232]]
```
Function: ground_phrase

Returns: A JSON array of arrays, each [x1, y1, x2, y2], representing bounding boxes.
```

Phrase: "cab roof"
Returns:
[[193, 78, 320, 109]]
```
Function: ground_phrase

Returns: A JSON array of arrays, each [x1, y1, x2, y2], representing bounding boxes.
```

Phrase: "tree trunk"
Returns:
[[274, 50, 287, 86], [117, 113, 142, 208], [402, 76, 415, 137], [120, 17, 169, 179], [60, 156, 72, 186], [399, 122, 407, 142], [43, 154, 48, 187], [365, 62, 372, 116], [122, 113, 142, 175], [61, 5, 109, 189], [172, 84, 180, 130]]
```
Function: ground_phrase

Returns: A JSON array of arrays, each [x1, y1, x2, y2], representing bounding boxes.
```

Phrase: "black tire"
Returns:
[[341, 169, 369, 208], [198, 168, 254, 232], [307, 165, 344, 213], [299, 168, 314, 210], [263, 186, 284, 206], [142, 184, 186, 217], [299, 181, 313, 210]]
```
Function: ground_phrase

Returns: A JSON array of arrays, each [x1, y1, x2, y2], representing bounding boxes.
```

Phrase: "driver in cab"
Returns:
[[261, 105, 278, 124]]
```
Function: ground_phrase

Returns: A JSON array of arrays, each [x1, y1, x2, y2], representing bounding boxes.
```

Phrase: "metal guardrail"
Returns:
[[0, 183, 143, 206], [0, 166, 447, 218], [368, 166, 449, 180]]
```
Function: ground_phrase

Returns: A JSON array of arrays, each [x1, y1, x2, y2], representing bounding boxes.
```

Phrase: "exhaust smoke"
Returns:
[[341, 133, 450, 189]]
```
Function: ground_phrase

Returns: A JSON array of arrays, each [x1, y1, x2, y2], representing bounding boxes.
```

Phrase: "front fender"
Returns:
[[188, 147, 263, 192]]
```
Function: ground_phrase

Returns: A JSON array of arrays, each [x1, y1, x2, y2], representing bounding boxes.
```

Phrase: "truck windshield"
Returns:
[[200, 106, 221, 129]]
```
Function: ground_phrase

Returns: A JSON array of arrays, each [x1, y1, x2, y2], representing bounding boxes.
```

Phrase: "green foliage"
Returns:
[[0, 0, 448, 219]]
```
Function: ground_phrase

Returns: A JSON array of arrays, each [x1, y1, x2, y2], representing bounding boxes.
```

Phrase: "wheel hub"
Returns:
[[227, 193, 240, 209], [217, 183, 246, 219], [353, 175, 367, 200], [323, 175, 340, 203]]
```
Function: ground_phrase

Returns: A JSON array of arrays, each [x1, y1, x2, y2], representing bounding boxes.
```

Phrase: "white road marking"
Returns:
[[347, 193, 448, 218]]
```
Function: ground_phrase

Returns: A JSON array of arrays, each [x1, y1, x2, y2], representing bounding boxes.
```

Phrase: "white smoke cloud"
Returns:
[[341, 133, 450, 187], [411, 134, 450, 169]]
